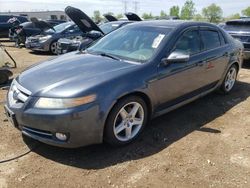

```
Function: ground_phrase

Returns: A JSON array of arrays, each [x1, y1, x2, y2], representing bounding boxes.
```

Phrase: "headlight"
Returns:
[[39, 35, 52, 42], [34, 94, 96, 109]]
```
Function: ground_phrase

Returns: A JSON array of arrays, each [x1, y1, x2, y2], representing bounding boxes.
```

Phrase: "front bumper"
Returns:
[[25, 40, 50, 52], [5, 97, 104, 148], [57, 42, 79, 54]]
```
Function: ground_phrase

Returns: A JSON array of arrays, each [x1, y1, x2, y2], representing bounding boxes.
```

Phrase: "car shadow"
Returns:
[[24, 80, 250, 170], [29, 51, 55, 56], [0, 78, 13, 90]]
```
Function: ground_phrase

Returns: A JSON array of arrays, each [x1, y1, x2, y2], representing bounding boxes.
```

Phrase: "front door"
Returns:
[[155, 28, 209, 111]]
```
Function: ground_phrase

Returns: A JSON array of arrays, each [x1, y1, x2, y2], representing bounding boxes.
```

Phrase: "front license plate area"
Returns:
[[4, 106, 19, 128]]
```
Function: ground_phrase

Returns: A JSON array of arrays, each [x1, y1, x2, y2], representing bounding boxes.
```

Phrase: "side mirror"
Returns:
[[161, 50, 190, 66]]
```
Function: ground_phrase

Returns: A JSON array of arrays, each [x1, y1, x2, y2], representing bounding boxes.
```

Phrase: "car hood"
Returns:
[[125, 12, 142, 21], [30, 17, 55, 31], [65, 6, 104, 35], [103, 14, 118, 22], [17, 52, 137, 97]]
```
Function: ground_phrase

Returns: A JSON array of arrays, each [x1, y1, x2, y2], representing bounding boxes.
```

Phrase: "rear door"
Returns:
[[199, 27, 229, 85]]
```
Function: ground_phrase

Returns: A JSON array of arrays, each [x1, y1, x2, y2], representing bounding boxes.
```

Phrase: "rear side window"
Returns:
[[200, 30, 221, 50], [175, 29, 201, 55]]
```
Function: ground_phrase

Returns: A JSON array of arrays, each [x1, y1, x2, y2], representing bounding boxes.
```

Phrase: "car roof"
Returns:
[[104, 20, 133, 25], [226, 19, 250, 24], [127, 20, 217, 29]]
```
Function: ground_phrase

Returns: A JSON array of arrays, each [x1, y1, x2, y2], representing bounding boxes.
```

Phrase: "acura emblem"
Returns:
[[13, 90, 20, 100]]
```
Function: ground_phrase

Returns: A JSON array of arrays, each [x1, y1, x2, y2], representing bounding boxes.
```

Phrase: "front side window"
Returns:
[[174, 30, 201, 55], [87, 26, 172, 62], [65, 25, 80, 33], [200, 30, 221, 50]]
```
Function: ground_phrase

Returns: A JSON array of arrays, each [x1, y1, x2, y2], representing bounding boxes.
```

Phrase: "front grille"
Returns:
[[8, 80, 31, 107]]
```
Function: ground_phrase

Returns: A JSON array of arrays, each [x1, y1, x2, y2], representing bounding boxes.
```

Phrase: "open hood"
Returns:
[[103, 14, 118, 22], [30, 17, 55, 31], [65, 6, 104, 34], [125, 12, 142, 21]]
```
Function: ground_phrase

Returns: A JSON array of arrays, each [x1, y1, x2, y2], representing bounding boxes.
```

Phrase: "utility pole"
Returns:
[[123, 0, 127, 13], [134, 1, 139, 13]]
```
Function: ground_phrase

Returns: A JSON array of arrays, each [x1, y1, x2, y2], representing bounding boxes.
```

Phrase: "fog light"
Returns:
[[55, 133, 67, 141]]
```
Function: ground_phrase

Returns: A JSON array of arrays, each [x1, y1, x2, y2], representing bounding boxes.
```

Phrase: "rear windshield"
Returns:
[[21, 22, 35, 28], [46, 22, 73, 33], [223, 21, 250, 32], [99, 22, 121, 34]]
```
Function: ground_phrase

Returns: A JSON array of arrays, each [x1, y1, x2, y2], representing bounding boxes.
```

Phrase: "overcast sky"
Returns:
[[0, 0, 249, 17]]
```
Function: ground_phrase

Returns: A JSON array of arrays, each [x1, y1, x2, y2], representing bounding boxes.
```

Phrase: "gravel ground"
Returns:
[[0, 41, 250, 188]]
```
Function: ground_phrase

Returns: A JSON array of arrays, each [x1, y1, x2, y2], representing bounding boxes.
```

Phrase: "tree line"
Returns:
[[92, 0, 250, 23]]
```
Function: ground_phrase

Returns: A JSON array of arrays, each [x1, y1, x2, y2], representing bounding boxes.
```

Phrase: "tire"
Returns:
[[104, 96, 148, 146], [220, 64, 238, 94], [50, 41, 58, 55], [0, 71, 9, 85]]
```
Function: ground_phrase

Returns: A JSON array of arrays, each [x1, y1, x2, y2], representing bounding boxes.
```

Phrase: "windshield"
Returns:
[[87, 26, 172, 63], [46, 22, 72, 33], [99, 22, 121, 34]]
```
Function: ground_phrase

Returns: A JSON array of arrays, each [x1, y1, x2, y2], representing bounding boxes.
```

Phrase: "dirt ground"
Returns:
[[0, 40, 250, 188]]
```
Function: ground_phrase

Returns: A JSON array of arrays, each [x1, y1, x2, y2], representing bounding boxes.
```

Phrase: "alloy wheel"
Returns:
[[113, 102, 144, 142], [50, 42, 57, 55], [224, 66, 237, 92]]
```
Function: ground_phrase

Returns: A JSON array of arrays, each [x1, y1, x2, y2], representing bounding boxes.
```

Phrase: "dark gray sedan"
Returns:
[[5, 20, 243, 148], [25, 22, 83, 54]]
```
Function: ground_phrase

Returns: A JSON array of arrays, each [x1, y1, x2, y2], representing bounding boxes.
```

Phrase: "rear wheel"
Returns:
[[50, 41, 58, 55], [104, 96, 148, 146], [220, 64, 238, 94]]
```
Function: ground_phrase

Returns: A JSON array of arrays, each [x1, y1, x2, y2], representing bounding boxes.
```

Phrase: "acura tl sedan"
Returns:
[[5, 20, 243, 148]]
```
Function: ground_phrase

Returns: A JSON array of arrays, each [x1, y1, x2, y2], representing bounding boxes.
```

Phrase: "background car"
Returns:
[[25, 21, 83, 54], [5, 20, 243, 148], [219, 18, 250, 59], [56, 7, 140, 54], [9, 19, 66, 41], [0, 15, 28, 38]]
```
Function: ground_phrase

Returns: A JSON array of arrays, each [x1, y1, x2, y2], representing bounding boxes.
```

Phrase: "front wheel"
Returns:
[[104, 96, 148, 146], [50, 41, 58, 55], [220, 64, 238, 94]]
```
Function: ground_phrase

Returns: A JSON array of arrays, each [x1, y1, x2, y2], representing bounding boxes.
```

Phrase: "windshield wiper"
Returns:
[[99, 53, 121, 61]]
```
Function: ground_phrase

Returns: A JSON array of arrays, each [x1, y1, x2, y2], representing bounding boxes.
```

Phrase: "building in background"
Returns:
[[0, 11, 69, 21]]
